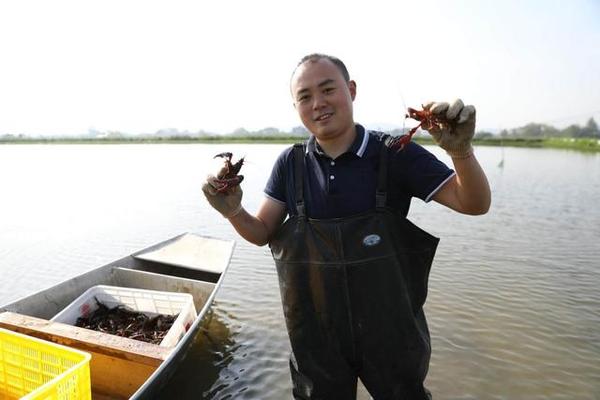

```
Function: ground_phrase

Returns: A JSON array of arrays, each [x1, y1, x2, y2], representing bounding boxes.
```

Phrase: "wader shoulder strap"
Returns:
[[376, 135, 392, 209], [293, 143, 306, 217]]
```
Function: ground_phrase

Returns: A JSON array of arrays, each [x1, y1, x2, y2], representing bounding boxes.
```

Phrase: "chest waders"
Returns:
[[269, 141, 438, 400]]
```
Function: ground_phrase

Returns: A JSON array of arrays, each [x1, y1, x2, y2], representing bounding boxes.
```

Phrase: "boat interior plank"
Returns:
[[0, 312, 169, 365], [128, 257, 221, 284]]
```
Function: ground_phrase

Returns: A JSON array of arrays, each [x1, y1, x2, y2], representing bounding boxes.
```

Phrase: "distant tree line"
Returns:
[[475, 117, 599, 139], [0, 126, 311, 142], [2, 118, 599, 142], [228, 126, 309, 138]]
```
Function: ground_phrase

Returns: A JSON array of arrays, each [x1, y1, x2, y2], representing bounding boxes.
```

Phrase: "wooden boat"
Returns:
[[0, 233, 234, 399]]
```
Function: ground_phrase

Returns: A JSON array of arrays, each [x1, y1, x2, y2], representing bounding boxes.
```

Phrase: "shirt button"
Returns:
[[330, 175, 335, 180], [330, 161, 335, 166]]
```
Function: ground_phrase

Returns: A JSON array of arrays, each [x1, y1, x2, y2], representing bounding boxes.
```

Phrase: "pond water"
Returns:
[[0, 143, 598, 399]]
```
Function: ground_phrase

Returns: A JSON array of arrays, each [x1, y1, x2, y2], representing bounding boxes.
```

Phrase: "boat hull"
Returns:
[[0, 233, 234, 399]]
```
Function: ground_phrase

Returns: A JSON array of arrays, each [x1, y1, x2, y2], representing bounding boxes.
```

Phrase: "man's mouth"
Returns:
[[315, 113, 333, 122]]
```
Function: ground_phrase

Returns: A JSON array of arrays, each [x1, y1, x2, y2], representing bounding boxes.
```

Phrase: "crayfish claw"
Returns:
[[214, 152, 233, 160]]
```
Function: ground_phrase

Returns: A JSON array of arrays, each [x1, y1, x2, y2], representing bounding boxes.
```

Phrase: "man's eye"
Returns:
[[298, 95, 309, 102], [324, 87, 335, 94]]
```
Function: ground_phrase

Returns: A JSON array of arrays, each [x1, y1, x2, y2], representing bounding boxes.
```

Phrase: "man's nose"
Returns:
[[312, 93, 327, 110]]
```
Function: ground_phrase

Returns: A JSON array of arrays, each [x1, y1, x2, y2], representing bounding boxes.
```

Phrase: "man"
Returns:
[[203, 53, 490, 399]]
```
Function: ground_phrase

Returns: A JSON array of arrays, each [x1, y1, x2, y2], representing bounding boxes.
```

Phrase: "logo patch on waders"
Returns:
[[362, 234, 381, 247]]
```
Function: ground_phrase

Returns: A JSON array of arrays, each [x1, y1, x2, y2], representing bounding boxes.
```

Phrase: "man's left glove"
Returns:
[[421, 98, 476, 159], [202, 177, 243, 218]]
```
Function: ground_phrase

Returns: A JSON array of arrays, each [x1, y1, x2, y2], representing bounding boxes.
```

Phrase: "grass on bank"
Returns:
[[1, 135, 599, 152], [416, 136, 600, 152]]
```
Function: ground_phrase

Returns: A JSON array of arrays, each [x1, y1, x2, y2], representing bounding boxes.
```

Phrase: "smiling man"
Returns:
[[203, 53, 491, 399]]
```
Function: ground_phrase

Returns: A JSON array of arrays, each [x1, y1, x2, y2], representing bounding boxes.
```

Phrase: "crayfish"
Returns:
[[212, 152, 245, 193], [389, 106, 451, 151]]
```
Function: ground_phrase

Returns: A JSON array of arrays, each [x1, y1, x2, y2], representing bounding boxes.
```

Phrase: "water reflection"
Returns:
[[159, 307, 238, 398]]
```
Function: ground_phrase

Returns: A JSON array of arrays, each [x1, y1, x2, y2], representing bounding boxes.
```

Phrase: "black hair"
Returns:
[[294, 53, 350, 82]]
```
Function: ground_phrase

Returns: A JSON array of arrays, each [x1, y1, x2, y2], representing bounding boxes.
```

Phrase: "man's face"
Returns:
[[290, 58, 356, 141]]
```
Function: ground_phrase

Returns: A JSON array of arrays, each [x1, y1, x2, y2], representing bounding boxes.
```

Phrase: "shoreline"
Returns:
[[1, 136, 599, 152]]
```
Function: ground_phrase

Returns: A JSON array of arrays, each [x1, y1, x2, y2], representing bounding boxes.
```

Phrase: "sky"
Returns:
[[1, 0, 599, 136]]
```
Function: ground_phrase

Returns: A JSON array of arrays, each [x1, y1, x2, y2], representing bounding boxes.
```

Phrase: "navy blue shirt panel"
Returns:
[[264, 125, 454, 219]]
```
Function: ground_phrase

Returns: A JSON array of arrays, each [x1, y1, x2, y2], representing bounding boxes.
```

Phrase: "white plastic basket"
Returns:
[[51, 285, 196, 347]]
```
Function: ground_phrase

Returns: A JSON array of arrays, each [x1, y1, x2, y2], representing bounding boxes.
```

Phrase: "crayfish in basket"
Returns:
[[212, 152, 245, 193], [389, 105, 453, 151]]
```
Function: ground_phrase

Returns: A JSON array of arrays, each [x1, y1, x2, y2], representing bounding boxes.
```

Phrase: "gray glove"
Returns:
[[202, 175, 243, 218], [422, 99, 476, 158]]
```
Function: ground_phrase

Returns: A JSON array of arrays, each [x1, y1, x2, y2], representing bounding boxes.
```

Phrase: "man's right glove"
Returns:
[[202, 176, 243, 218]]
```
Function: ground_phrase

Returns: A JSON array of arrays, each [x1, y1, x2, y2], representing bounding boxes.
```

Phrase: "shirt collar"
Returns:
[[306, 124, 369, 158]]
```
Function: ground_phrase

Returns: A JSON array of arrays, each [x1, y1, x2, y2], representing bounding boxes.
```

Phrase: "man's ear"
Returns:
[[348, 80, 357, 101]]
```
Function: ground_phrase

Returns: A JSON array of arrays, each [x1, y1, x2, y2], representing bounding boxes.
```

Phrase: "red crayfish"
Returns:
[[389, 105, 450, 151], [212, 152, 245, 193]]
